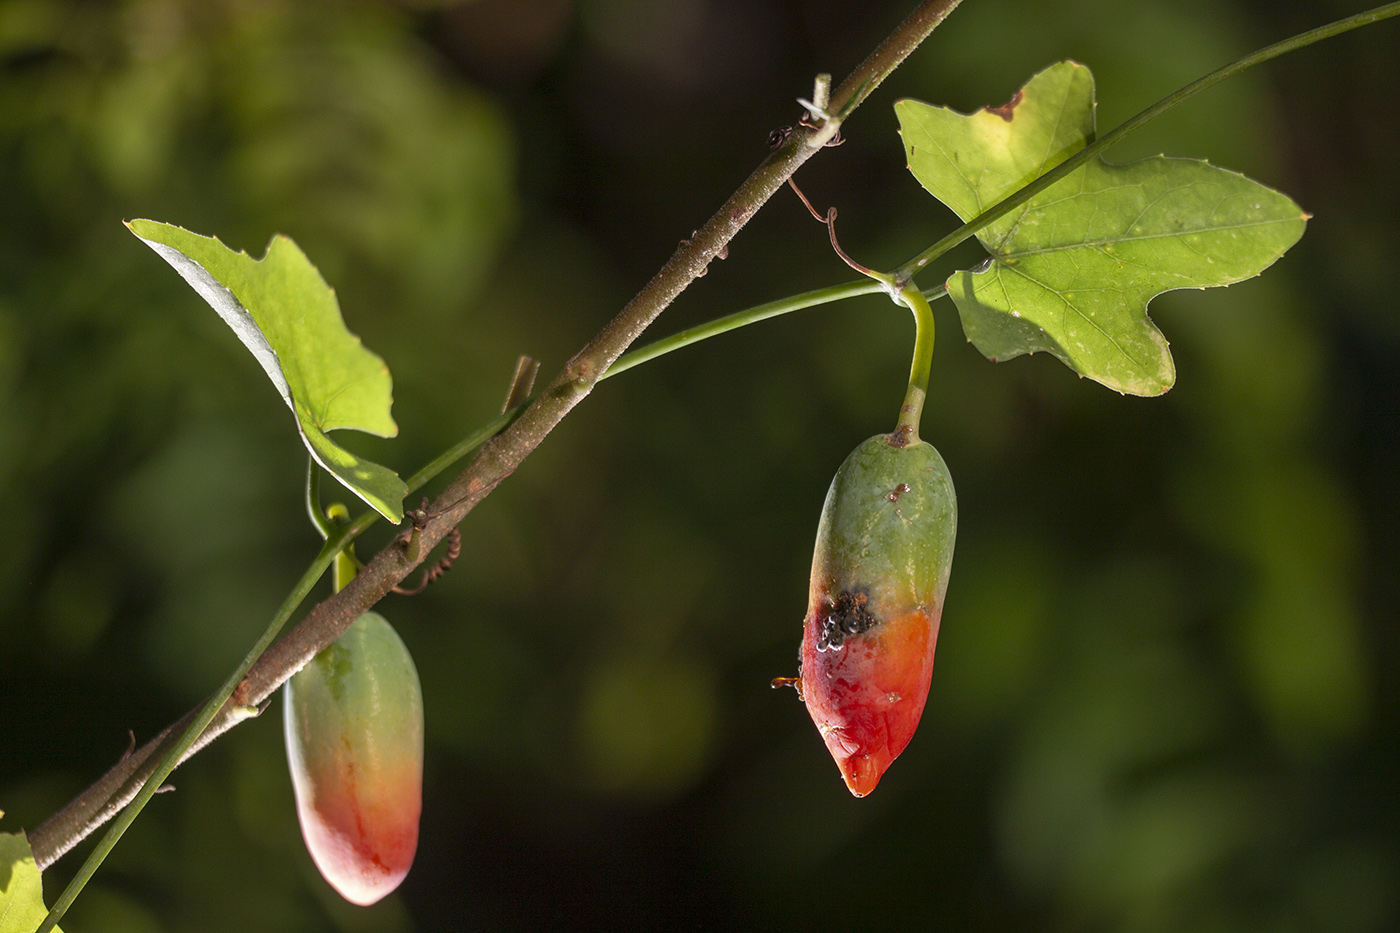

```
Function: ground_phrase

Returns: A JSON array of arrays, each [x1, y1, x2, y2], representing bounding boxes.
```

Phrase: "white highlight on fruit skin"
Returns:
[[298, 807, 404, 907]]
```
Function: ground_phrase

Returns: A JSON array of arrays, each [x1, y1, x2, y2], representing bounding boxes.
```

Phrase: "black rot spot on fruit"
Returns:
[[887, 482, 911, 503], [815, 590, 878, 651]]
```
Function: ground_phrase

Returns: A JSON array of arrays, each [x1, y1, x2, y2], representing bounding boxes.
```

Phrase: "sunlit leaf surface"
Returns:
[[128, 220, 406, 520], [0, 832, 63, 933], [898, 62, 1308, 395]]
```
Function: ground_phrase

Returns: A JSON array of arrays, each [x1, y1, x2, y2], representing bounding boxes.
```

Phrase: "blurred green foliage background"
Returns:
[[1, 0, 1397, 930]]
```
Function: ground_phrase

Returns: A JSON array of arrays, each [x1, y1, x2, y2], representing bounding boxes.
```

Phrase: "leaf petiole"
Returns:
[[305, 459, 335, 540], [600, 279, 885, 381]]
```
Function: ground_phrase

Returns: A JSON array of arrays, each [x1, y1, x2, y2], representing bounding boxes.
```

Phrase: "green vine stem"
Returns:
[[891, 0, 1400, 286], [27, 0, 967, 883], [892, 285, 938, 443], [602, 279, 885, 380], [417, 280, 944, 495], [403, 407, 516, 496], [37, 532, 346, 932], [414, 280, 948, 517]]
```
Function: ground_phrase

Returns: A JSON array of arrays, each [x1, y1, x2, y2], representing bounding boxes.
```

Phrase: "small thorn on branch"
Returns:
[[797, 73, 833, 123], [680, 230, 729, 276], [796, 72, 846, 147], [502, 355, 539, 414], [811, 72, 832, 113]]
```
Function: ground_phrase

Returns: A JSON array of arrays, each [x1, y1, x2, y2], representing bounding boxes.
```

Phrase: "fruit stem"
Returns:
[[312, 463, 361, 595], [893, 284, 936, 442], [326, 503, 359, 594]]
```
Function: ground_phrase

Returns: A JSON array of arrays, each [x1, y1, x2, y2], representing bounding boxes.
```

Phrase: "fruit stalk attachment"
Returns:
[[893, 284, 935, 443]]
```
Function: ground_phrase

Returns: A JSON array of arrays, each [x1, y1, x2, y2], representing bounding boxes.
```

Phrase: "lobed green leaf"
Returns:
[[897, 62, 1308, 396], [128, 220, 406, 520]]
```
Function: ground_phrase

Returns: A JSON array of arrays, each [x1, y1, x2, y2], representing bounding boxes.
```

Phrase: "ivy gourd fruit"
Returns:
[[798, 434, 956, 796], [284, 611, 423, 905]]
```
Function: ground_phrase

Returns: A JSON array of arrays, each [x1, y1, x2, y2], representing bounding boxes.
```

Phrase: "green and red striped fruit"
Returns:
[[284, 611, 423, 905], [797, 434, 956, 796]]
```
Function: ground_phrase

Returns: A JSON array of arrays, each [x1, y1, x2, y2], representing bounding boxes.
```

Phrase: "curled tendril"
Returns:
[[392, 500, 462, 596]]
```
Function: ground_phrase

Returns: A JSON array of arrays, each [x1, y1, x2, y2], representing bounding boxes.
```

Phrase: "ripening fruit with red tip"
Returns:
[[284, 611, 423, 905], [790, 433, 956, 796]]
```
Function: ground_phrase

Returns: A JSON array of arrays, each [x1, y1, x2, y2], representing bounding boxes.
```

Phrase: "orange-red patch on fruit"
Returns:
[[799, 606, 940, 796], [295, 756, 421, 906]]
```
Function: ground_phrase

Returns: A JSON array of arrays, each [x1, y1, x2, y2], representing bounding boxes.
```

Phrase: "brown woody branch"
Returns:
[[28, 0, 964, 871]]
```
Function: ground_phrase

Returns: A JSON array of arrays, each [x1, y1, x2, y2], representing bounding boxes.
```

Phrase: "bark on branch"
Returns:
[[28, 0, 964, 871]]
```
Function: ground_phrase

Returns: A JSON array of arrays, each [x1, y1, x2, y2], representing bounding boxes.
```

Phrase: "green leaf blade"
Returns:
[[896, 61, 1095, 242], [1, 833, 63, 933], [898, 62, 1308, 396], [950, 252, 1179, 396], [128, 220, 405, 521]]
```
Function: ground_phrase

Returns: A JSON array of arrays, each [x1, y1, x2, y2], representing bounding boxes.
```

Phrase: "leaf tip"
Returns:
[[125, 217, 158, 239]]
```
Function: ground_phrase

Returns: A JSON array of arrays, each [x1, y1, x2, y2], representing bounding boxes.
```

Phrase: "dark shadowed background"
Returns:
[[1, 0, 1397, 930]]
